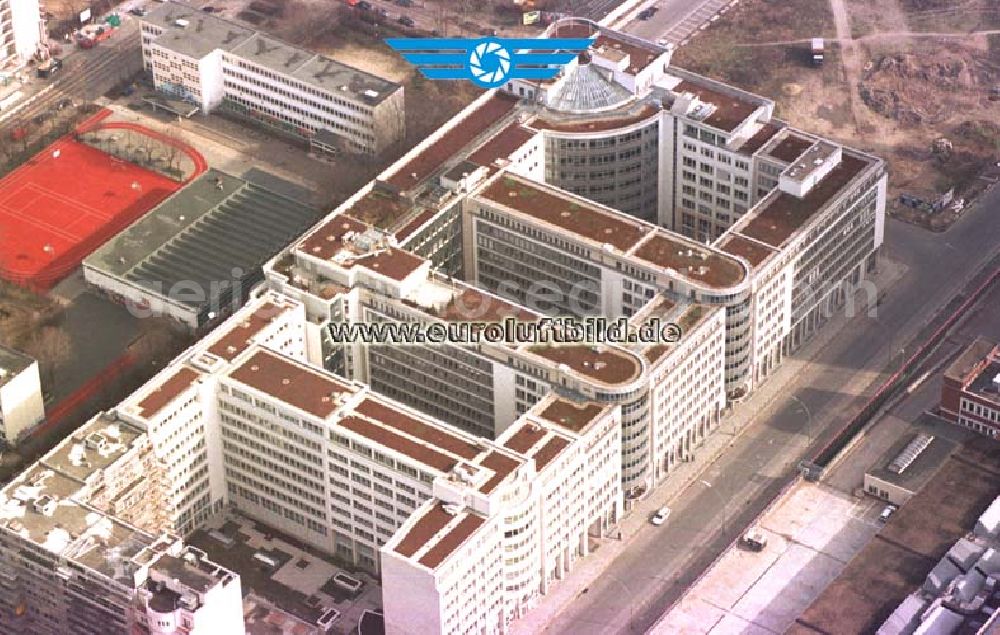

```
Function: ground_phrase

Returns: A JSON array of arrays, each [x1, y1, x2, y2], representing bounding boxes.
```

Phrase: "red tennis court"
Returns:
[[0, 111, 205, 291]]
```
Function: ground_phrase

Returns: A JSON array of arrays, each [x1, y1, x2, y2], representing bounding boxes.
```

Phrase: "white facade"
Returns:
[[0, 346, 44, 446], [139, 2, 404, 154], [381, 396, 622, 634], [1, 0, 42, 70]]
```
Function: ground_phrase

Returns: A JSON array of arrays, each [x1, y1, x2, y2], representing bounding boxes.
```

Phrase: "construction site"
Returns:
[[674, 0, 1000, 231]]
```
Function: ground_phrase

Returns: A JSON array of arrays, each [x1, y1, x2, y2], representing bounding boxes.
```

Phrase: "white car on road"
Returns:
[[650, 507, 671, 526]]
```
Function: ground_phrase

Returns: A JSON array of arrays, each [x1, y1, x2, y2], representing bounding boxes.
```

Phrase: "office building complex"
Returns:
[[0, 15, 888, 635], [940, 337, 1000, 437], [139, 1, 404, 154], [265, 18, 885, 500], [0, 0, 43, 71], [0, 345, 45, 447], [0, 291, 622, 633]]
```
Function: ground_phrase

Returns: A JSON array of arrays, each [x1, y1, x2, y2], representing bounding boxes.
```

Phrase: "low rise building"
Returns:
[[83, 169, 320, 329], [139, 1, 404, 154], [939, 337, 1000, 437], [0, 345, 44, 446], [863, 431, 957, 506]]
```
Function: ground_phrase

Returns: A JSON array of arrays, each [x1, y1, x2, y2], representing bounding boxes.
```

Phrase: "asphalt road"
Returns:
[[622, 0, 730, 44], [545, 188, 1000, 634], [1, 19, 141, 130]]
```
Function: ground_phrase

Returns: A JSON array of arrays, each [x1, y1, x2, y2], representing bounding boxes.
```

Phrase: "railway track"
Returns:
[[1, 37, 141, 133]]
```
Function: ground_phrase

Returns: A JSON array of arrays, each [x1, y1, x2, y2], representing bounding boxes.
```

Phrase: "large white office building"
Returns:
[[0, 290, 624, 633], [0, 15, 887, 635], [139, 1, 404, 154]]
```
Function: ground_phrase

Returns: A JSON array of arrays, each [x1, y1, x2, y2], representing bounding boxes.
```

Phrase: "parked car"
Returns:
[[879, 504, 898, 523], [398, 15, 414, 27], [395, 0, 413, 6], [479, 27, 497, 36], [201, 6, 216, 12], [375, 7, 389, 17], [637, 8, 655, 20], [356, 0, 372, 11], [55, 98, 73, 110], [650, 507, 671, 526], [129, 7, 148, 16], [741, 527, 767, 552]]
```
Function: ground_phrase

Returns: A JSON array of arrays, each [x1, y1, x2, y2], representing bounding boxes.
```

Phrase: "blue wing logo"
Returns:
[[386, 38, 595, 88]]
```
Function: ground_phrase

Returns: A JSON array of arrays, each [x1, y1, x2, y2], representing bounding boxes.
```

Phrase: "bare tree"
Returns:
[[23, 326, 73, 390]]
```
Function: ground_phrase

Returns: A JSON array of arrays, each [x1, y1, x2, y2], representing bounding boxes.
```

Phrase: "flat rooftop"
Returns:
[[717, 233, 777, 269], [0, 466, 156, 582], [740, 153, 872, 248], [479, 173, 650, 252], [392, 502, 487, 570], [152, 549, 234, 594], [432, 287, 540, 323], [42, 416, 145, 483], [945, 337, 997, 384], [866, 433, 957, 493], [144, 2, 254, 59], [468, 123, 536, 170], [794, 437, 1000, 635], [298, 214, 427, 282], [765, 131, 815, 163], [133, 366, 202, 419], [643, 303, 712, 364], [500, 418, 575, 471], [354, 398, 483, 461], [144, 2, 398, 104], [343, 188, 416, 231], [392, 208, 439, 243], [385, 93, 520, 191], [529, 103, 661, 133], [671, 78, 761, 132], [0, 344, 34, 388], [528, 344, 642, 387], [738, 122, 783, 156], [549, 20, 664, 76], [537, 398, 610, 434], [632, 232, 747, 288], [783, 141, 840, 185], [969, 361, 1000, 406], [227, 348, 358, 419], [84, 170, 320, 310], [207, 300, 290, 362]]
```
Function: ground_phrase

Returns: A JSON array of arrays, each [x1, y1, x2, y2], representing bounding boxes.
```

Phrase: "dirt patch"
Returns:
[[859, 49, 984, 126]]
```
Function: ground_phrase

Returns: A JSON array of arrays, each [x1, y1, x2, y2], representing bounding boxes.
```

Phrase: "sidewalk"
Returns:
[[511, 256, 908, 635]]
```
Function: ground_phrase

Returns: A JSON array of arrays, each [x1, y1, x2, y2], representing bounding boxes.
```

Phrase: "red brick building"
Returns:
[[940, 337, 1000, 437]]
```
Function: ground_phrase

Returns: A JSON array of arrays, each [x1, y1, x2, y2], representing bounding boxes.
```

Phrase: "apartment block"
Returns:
[[139, 1, 404, 154], [0, 413, 242, 634], [0, 0, 42, 71], [940, 337, 1000, 437], [0, 345, 45, 447]]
